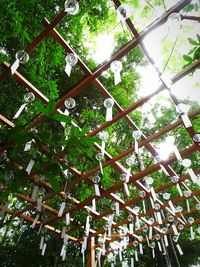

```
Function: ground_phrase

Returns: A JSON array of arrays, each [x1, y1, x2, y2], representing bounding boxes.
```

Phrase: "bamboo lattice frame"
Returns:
[[0, 0, 200, 263]]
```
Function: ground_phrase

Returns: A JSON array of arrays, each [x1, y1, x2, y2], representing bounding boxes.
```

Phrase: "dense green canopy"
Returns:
[[0, 0, 200, 266]]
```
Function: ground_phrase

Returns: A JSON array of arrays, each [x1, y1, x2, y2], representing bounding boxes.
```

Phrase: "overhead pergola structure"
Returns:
[[0, 0, 200, 266]]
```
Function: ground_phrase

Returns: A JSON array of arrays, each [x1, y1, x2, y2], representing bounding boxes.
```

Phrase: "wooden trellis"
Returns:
[[0, 0, 200, 266]]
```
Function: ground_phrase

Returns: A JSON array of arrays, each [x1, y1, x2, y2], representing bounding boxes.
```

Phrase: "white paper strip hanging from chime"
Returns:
[[24, 140, 33, 152], [176, 183, 183, 196], [37, 197, 42, 212], [135, 250, 138, 262], [31, 214, 40, 228], [13, 103, 26, 119], [98, 131, 109, 156], [11, 59, 20, 75], [93, 174, 101, 196], [115, 202, 120, 216], [61, 226, 66, 239], [187, 168, 197, 184], [37, 223, 43, 235], [92, 198, 96, 212], [41, 243, 47, 256], [95, 153, 104, 174], [124, 182, 130, 197], [104, 98, 114, 121], [31, 185, 38, 201], [176, 103, 191, 128], [58, 202, 66, 217], [65, 53, 78, 76], [110, 60, 122, 85], [142, 103, 156, 124], [139, 243, 143, 254], [39, 236, 44, 250], [176, 244, 184, 255], [66, 212, 70, 225], [131, 257, 134, 267], [26, 158, 35, 175]]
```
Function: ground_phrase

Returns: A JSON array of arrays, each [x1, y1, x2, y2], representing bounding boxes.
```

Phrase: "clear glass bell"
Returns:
[[95, 152, 104, 161], [120, 173, 127, 182], [64, 0, 79, 15], [66, 53, 78, 67], [110, 60, 122, 73], [139, 190, 146, 198], [188, 217, 194, 224], [126, 156, 134, 167], [117, 4, 131, 20], [184, 190, 191, 198], [178, 224, 184, 231], [161, 227, 167, 234], [163, 192, 170, 200], [143, 225, 149, 232], [64, 97, 76, 109], [176, 206, 183, 213], [181, 158, 191, 168], [155, 234, 160, 241], [138, 236, 143, 242], [104, 98, 114, 108], [154, 203, 160, 210], [127, 214, 134, 221], [98, 131, 109, 142], [133, 130, 142, 140], [133, 206, 140, 213], [171, 175, 179, 183], [149, 242, 156, 249], [15, 50, 29, 64], [176, 103, 190, 114], [93, 175, 101, 184], [196, 203, 200, 210], [0, 151, 7, 162], [168, 12, 181, 23], [167, 215, 174, 222], [193, 133, 200, 143], [133, 240, 138, 247], [145, 176, 154, 185], [24, 92, 35, 103]]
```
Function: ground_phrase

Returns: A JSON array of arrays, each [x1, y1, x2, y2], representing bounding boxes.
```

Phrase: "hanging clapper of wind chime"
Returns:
[[133, 130, 142, 154], [61, 97, 76, 127], [117, 4, 131, 21], [13, 91, 35, 120], [64, 0, 79, 15], [104, 98, 114, 121], [65, 53, 78, 77], [182, 158, 198, 185], [120, 173, 129, 197], [92, 174, 101, 196], [11, 50, 29, 75], [95, 152, 104, 174], [176, 103, 192, 128], [110, 60, 122, 85], [98, 131, 109, 156]]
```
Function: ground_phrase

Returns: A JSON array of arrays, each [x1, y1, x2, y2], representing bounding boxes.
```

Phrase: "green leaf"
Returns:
[[188, 38, 199, 46], [183, 54, 193, 62], [197, 34, 200, 43], [51, 114, 71, 123], [193, 47, 200, 60], [47, 174, 60, 192], [71, 126, 80, 137], [46, 100, 56, 116]]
